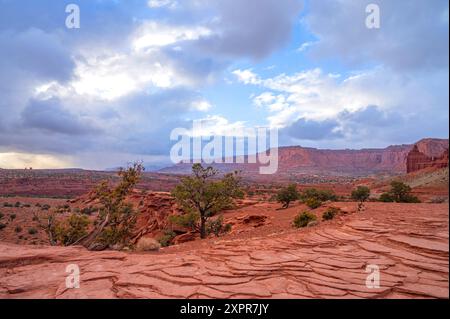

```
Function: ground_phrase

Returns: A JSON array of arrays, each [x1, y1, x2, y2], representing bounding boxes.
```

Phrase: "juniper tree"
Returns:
[[276, 184, 300, 209], [172, 164, 243, 239]]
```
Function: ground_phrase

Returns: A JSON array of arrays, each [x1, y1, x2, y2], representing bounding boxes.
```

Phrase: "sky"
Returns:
[[0, 0, 448, 169]]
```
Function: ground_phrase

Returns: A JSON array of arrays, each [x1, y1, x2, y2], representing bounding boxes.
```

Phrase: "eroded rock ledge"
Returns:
[[0, 203, 448, 299]]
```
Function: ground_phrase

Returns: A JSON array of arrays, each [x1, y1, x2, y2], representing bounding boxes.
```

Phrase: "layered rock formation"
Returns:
[[407, 145, 449, 173], [0, 202, 448, 299], [161, 138, 449, 176]]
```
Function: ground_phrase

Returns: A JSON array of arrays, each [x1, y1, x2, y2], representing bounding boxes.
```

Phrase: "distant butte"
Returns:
[[160, 138, 449, 176], [406, 145, 449, 173]]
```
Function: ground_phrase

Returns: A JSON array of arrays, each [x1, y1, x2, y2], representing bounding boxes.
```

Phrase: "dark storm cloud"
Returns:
[[21, 98, 100, 135], [281, 105, 449, 146], [282, 118, 342, 141], [339, 105, 402, 127], [0, 28, 75, 83], [198, 0, 303, 60], [306, 0, 449, 71], [0, 0, 304, 165]]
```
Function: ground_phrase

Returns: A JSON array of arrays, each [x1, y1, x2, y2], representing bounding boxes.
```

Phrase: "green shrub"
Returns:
[[300, 188, 337, 202], [379, 181, 421, 203], [0, 212, 4, 219], [351, 186, 371, 202], [305, 197, 322, 209], [9, 214, 16, 221], [379, 192, 394, 202], [55, 214, 89, 245], [28, 227, 38, 235], [293, 212, 317, 228], [223, 223, 232, 233], [323, 207, 340, 221], [169, 212, 200, 231], [14, 202, 21, 208], [158, 230, 176, 247], [400, 194, 421, 203], [206, 215, 231, 237], [0, 223, 6, 230], [3, 202, 13, 208], [14, 226, 22, 233], [41, 204, 51, 211], [95, 204, 137, 247]]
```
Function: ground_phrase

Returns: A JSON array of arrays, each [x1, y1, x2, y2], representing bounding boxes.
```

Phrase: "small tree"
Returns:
[[77, 162, 144, 250], [300, 188, 337, 202], [276, 184, 300, 209], [172, 164, 243, 239], [351, 186, 371, 202], [351, 186, 371, 212], [380, 181, 420, 203], [390, 181, 415, 202], [33, 212, 58, 245]]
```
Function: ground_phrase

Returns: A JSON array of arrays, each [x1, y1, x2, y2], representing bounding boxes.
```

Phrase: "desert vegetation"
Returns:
[[171, 164, 243, 239], [34, 162, 144, 250], [293, 211, 317, 228], [352, 186, 371, 212], [322, 207, 341, 221], [379, 181, 421, 203], [276, 184, 300, 209]]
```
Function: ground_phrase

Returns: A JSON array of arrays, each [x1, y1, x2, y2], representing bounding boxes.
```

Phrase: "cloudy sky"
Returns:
[[0, 0, 448, 169]]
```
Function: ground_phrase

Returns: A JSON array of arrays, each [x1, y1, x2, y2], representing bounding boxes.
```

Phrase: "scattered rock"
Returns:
[[307, 221, 319, 227], [173, 232, 197, 244], [241, 215, 268, 227], [135, 237, 161, 252]]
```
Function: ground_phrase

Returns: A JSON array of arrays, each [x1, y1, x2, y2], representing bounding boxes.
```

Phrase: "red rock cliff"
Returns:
[[406, 145, 449, 173]]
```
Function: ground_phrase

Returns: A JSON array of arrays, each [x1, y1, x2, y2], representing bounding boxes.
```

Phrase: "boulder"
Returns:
[[173, 232, 197, 244], [135, 237, 161, 252]]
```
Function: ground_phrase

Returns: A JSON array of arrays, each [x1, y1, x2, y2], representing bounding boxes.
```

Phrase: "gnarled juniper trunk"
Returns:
[[200, 214, 207, 239]]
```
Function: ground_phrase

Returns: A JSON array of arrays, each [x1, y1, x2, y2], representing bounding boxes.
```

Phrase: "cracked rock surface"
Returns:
[[0, 203, 448, 299]]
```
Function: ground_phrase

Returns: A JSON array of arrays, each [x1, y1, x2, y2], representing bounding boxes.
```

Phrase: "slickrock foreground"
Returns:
[[0, 203, 448, 299]]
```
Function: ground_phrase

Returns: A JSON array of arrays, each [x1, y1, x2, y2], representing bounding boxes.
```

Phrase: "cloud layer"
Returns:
[[0, 0, 448, 168]]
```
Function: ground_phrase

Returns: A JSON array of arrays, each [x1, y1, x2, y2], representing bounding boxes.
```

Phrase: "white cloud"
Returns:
[[71, 54, 176, 100], [190, 115, 247, 137], [147, 0, 178, 9], [232, 69, 260, 85], [190, 99, 212, 112], [235, 66, 448, 129], [132, 21, 211, 51], [296, 41, 315, 52]]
